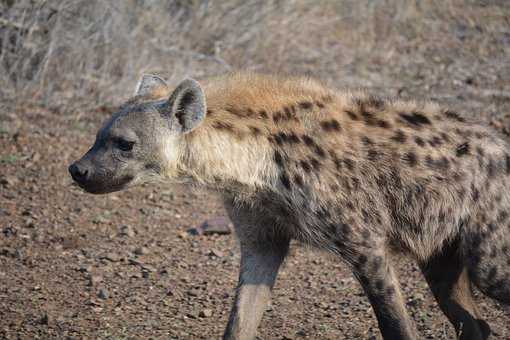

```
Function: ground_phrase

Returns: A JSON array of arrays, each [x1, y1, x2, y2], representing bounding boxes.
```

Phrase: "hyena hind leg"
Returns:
[[347, 246, 418, 340], [465, 225, 510, 306], [419, 238, 490, 340]]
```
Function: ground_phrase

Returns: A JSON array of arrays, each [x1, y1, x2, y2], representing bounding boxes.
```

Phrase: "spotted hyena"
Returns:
[[69, 73, 510, 340]]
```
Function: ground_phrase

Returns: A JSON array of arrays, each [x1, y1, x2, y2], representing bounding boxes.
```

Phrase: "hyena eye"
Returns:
[[115, 138, 135, 152]]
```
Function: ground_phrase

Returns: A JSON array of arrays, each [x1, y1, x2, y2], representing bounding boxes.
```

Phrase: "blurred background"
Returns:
[[1, 0, 508, 113], [1, 1, 510, 339]]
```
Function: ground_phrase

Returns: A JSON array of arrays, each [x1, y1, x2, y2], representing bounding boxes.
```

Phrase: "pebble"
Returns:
[[119, 225, 135, 237], [97, 288, 109, 299], [88, 275, 103, 286], [199, 309, 213, 318], [39, 312, 50, 325], [208, 248, 224, 258], [103, 252, 122, 262], [134, 246, 149, 255]]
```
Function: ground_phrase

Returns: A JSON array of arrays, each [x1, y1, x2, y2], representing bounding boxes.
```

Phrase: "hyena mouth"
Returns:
[[78, 174, 135, 195]]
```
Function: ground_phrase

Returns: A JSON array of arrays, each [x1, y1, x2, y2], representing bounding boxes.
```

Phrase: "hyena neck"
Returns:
[[178, 121, 278, 193]]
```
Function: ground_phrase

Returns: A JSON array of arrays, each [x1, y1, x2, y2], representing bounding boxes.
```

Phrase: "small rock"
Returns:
[[199, 309, 213, 318], [39, 312, 50, 325], [88, 275, 103, 286], [97, 288, 109, 299], [0, 175, 18, 187], [134, 247, 149, 255], [187, 288, 200, 297], [77, 265, 92, 273], [119, 225, 135, 237], [208, 249, 224, 258], [103, 252, 121, 262], [141, 264, 157, 272], [128, 258, 144, 266]]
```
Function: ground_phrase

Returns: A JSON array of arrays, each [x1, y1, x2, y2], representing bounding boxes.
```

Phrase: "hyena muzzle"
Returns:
[[69, 73, 510, 340]]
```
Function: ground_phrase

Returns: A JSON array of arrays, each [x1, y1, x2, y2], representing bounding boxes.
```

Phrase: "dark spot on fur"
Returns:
[[302, 135, 315, 146], [488, 267, 498, 281], [315, 101, 325, 109], [402, 152, 418, 167], [391, 130, 407, 143], [444, 110, 466, 122], [320, 119, 341, 132], [275, 132, 300, 145], [283, 106, 293, 119], [428, 136, 443, 147], [367, 149, 380, 161], [315, 145, 326, 158], [300, 160, 312, 173], [361, 136, 373, 146], [356, 254, 368, 268], [414, 136, 425, 147], [440, 132, 450, 143], [344, 158, 355, 171], [206, 109, 214, 116], [346, 202, 355, 210], [274, 151, 284, 167], [399, 112, 431, 127], [249, 126, 262, 136], [362, 111, 378, 126], [310, 158, 321, 171], [341, 223, 351, 236], [351, 177, 361, 189], [487, 158, 496, 178], [294, 174, 304, 187], [375, 279, 385, 291], [273, 112, 284, 124], [345, 110, 359, 121], [377, 119, 391, 129], [425, 156, 450, 170], [334, 158, 343, 171], [299, 101, 313, 110], [258, 110, 268, 119], [213, 121, 234, 131], [456, 142, 470, 157], [476, 146, 485, 157], [280, 173, 291, 190], [272, 133, 284, 145]]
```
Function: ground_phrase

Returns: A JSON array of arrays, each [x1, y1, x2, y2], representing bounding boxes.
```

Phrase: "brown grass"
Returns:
[[0, 0, 508, 112]]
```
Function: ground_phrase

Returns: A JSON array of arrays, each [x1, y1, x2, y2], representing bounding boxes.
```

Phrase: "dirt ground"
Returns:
[[2, 36, 510, 340]]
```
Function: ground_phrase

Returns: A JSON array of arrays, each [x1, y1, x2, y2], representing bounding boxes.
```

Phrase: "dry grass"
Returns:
[[0, 0, 509, 112]]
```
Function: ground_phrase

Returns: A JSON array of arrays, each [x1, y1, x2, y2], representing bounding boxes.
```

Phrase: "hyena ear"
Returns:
[[164, 78, 206, 133], [134, 74, 168, 97]]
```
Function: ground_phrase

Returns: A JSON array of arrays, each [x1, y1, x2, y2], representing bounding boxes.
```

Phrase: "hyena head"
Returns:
[[68, 75, 206, 194]]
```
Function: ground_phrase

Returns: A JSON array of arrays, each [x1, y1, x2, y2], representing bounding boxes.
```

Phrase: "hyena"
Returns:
[[69, 73, 510, 340]]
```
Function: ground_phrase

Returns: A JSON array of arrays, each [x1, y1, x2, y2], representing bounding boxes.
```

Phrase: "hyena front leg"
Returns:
[[223, 237, 289, 340], [223, 204, 290, 340], [420, 238, 490, 340], [347, 246, 418, 340]]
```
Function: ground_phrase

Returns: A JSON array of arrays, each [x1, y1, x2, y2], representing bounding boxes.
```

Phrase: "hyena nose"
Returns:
[[69, 162, 89, 183]]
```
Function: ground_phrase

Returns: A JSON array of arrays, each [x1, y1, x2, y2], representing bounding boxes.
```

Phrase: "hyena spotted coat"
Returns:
[[69, 73, 510, 340]]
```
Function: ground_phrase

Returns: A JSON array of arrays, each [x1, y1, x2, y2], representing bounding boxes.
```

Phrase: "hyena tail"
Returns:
[[463, 226, 510, 305]]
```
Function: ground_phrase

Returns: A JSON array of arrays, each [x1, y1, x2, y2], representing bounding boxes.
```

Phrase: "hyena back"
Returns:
[[69, 73, 510, 340]]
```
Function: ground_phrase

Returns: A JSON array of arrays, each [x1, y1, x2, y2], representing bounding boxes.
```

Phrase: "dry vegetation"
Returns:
[[1, 1, 510, 339], [1, 0, 508, 112]]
